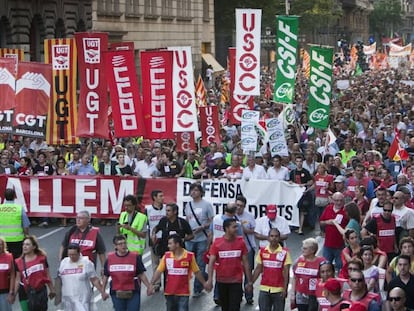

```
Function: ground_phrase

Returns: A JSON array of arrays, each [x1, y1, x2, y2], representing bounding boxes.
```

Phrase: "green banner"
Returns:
[[307, 46, 334, 129], [273, 15, 299, 104]]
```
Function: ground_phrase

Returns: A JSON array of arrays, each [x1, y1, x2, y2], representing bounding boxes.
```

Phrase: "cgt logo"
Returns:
[[52, 45, 70, 70], [83, 38, 100, 64]]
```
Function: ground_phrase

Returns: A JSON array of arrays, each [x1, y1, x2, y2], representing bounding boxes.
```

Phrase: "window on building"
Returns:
[[98, 0, 121, 16], [161, 0, 173, 18], [203, 0, 209, 21], [177, 0, 191, 19], [126, 0, 140, 16], [144, 0, 158, 17]]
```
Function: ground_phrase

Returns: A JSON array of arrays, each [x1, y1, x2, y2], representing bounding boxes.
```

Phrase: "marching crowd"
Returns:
[[2, 65, 414, 311]]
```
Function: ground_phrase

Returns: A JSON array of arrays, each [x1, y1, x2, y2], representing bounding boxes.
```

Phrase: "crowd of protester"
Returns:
[[2, 64, 414, 310]]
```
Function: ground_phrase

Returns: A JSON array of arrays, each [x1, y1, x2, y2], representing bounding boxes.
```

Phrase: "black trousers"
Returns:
[[217, 282, 243, 311]]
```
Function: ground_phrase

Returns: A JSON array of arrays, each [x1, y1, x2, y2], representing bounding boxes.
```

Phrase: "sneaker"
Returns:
[[246, 299, 254, 305], [193, 291, 202, 298], [38, 221, 48, 228]]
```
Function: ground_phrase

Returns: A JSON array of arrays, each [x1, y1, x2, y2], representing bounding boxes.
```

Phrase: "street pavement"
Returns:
[[11, 221, 323, 311]]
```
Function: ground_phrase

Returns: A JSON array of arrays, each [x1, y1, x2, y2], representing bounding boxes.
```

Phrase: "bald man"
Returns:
[[388, 287, 407, 311]]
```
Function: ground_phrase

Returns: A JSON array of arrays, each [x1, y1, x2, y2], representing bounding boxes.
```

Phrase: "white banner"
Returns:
[[168, 46, 198, 133], [267, 118, 288, 157], [176, 178, 302, 226], [389, 42, 412, 57], [241, 109, 260, 152], [234, 8, 261, 96], [363, 42, 376, 55]]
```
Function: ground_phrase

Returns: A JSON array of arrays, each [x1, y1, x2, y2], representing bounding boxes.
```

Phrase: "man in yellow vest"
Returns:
[[117, 195, 147, 255], [0, 188, 30, 258]]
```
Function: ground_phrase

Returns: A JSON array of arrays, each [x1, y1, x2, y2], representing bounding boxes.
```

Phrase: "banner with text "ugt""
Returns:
[[75, 32, 109, 139], [177, 178, 302, 226], [273, 16, 299, 104], [307, 46, 334, 129], [234, 9, 261, 96]]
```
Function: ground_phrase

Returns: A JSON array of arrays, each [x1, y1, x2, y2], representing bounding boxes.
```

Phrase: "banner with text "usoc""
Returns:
[[273, 15, 299, 104], [307, 46, 334, 129]]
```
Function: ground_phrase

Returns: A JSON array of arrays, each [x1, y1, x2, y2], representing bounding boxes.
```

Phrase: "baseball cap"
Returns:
[[212, 152, 224, 160], [334, 175, 346, 183], [266, 204, 277, 220], [324, 278, 341, 294]]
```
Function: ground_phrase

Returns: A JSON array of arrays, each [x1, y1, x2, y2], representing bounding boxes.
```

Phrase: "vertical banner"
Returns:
[[0, 58, 16, 134], [0, 48, 24, 75], [195, 74, 207, 107], [140, 50, 174, 139], [44, 38, 79, 145], [14, 62, 52, 138], [228, 48, 254, 125], [234, 9, 261, 96], [267, 118, 288, 157], [167, 46, 198, 133], [75, 32, 109, 138], [273, 15, 299, 104], [104, 50, 146, 138], [307, 46, 334, 129], [241, 109, 260, 152], [175, 132, 196, 153], [199, 106, 221, 148]]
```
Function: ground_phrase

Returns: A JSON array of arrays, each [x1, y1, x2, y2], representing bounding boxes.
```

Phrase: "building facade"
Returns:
[[0, 0, 215, 73]]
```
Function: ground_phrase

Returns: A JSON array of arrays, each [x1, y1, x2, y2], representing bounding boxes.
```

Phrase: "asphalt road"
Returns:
[[10, 221, 323, 311]]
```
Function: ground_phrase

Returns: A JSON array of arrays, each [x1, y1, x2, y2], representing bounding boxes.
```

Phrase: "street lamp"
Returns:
[[261, 26, 276, 70]]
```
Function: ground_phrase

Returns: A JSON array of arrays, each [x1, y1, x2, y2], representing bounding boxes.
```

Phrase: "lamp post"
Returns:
[[261, 26, 276, 70]]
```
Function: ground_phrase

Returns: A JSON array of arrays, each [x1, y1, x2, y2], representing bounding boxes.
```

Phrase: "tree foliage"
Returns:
[[369, 0, 402, 38]]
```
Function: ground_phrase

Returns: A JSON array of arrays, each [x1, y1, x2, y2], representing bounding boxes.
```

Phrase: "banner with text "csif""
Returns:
[[140, 50, 175, 139], [234, 9, 262, 96], [307, 46, 334, 129], [75, 32, 109, 139], [273, 16, 299, 104], [105, 50, 146, 137], [228, 47, 254, 125], [44, 38, 79, 145]]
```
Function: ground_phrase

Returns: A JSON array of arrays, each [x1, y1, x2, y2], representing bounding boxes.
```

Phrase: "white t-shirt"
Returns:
[[242, 164, 267, 180], [59, 255, 97, 311], [266, 166, 290, 181], [146, 204, 166, 239], [255, 215, 291, 248]]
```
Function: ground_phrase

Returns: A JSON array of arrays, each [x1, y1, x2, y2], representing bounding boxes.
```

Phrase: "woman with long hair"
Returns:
[[0, 237, 14, 311], [14, 236, 55, 311], [359, 246, 380, 293], [338, 229, 361, 279]]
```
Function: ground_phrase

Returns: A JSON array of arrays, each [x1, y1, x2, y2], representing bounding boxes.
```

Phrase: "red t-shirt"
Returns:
[[320, 204, 349, 248], [209, 236, 247, 283], [314, 173, 334, 198]]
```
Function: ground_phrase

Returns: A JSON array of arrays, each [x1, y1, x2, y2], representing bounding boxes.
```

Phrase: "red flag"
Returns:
[[228, 47, 254, 125], [388, 129, 409, 161], [104, 49, 146, 137], [75, 32, 109, 139], [175, 131, 196, 153], [199, 106, 220, 147], [140, 50, 174, 139], [195, 74, 207, 107]]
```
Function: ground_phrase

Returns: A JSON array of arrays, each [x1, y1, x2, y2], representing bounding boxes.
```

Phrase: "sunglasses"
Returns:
[[383, 209, 393, 212], [350, 278, 364, 283], [388, 297, 402, 302]]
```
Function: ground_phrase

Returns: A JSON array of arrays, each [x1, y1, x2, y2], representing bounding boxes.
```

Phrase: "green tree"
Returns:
[[369, 0, 402, 40]]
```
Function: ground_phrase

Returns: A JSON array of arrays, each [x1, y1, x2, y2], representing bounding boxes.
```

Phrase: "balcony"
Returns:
[[340, 0, 373, 10]]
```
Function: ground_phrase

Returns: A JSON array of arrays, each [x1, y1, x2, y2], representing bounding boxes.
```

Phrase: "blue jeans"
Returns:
[[258, 291, 285, 311], [243, 248, 255, 301], [322, 246, 343, 271], [165, 295, 189, 311], [111, 290, 141, 311], [185, 240, 207, 293], [0, 293, 12, 311]]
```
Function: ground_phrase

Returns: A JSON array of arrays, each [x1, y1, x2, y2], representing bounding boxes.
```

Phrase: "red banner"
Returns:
[[0, 175, 177, 218], [75, 32, 109, 139], [199, 105, 221, 147], [0, 49, 24, 75], [44, 38, 79, 145], [14, 62, 52, 138], [140, 50, 174, 139], [104, 50, 145, 137], [110, 42, 135, 51], [0, 58, 16, 111], [229, 48, 254, 125], [175, 132, 196, 153]]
